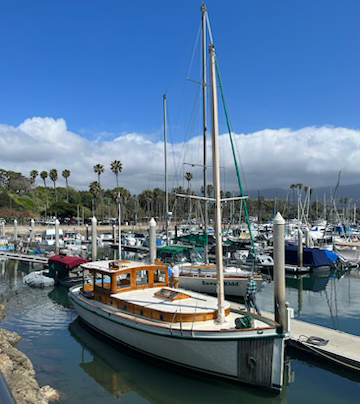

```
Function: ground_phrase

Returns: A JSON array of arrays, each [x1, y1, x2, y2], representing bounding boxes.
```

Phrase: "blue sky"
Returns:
[[1, 0, 360, 138], [1, 1, 360, 193]]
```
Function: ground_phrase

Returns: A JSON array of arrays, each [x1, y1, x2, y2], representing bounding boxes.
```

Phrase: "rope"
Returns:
[[214, 60, 256, 262]]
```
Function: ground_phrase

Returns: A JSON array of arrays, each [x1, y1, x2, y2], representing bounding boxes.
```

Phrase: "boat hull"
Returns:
[[69, 289, 284, 392], [179, 276, 263, 296]]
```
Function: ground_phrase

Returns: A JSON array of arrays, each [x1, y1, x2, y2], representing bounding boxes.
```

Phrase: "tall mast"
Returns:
[[209, 43, 225, 323], [163, 94, 169, 245], [201, 3, 209, 263]]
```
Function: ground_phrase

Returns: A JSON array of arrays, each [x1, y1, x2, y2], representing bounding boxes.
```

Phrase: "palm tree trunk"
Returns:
[[66, 178, 69, 203], [43, 180, 48, 209], [98, 173, 104, 221]]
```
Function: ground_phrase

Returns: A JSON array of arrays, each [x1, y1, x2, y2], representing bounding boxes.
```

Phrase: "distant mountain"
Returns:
[[246, 184, 360, 201]]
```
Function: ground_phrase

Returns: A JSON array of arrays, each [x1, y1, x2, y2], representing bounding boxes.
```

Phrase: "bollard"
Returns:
[[297, 228, 303, 267], [55, 219, 60, 254], [149, 218, 156, 264], [91, 217, 97, 261], [273, 212, 287, 332], [14, 219, 18, 241]]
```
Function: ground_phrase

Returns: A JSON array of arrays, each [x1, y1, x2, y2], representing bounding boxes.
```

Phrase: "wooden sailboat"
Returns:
[[69, 5, 285, 393]]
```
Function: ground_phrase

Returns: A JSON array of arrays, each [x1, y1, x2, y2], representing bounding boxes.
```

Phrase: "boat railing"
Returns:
[[169, 306, 179, 335]]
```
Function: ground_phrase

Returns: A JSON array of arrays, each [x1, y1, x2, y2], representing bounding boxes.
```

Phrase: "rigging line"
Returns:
[[173, 86, 202, 188], [215, 59, 256, 259], [205, 12, 214, 45], [163, 15, 200, 95], [186, 22, 202, 81], [165, 102, 179, 193], [213, 56, 249, 195]]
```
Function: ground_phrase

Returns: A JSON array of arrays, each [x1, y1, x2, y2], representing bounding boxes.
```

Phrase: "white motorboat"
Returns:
[[42, 229, 64, 247]]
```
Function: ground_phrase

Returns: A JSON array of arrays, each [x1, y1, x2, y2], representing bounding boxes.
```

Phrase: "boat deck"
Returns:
[[111, 286, 226, 314], [87, 292, 268, 331]]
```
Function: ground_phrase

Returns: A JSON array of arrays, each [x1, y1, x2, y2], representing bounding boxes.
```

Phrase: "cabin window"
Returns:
[[102, 275, 111, 290], [136, 270, 149, 286], [154, 270, 166, 284], [116, 272, 131, 289]]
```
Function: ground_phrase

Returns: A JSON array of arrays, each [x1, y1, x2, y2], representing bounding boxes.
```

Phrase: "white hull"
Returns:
[[179, 276, 263, 296], [69, 288, 284, 392]]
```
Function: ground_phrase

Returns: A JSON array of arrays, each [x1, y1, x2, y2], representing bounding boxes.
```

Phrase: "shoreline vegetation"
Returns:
[[0, 167, 346, 223]]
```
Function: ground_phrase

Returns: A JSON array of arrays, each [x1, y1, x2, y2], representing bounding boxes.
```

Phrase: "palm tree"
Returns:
[[110, 160, 122, 223], [94, 164, 105, 219], [29, 170, 38, 186], [62, 169, 71, 203], [110, 160, 122, 188], [206, 184, 214, 197], [49, 169, 58, 202], [40, 171, 49, 209], [89, 181, 100, 216]]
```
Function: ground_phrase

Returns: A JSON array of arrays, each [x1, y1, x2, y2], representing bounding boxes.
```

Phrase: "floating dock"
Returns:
[[0, 251, 48, 264], [230, 303, 360, 372], [288, 318, 360, 371]]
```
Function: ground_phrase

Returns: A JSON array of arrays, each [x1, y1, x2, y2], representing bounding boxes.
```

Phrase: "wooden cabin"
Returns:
[[80, 260, 230, 323]]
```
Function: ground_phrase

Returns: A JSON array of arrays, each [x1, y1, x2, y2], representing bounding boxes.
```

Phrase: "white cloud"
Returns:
[[0, 117, 359, 194]]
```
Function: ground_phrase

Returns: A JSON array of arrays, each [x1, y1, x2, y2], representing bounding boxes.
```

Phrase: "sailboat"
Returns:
[[69, 4, 285, 392], [162, 4, 264, 297]]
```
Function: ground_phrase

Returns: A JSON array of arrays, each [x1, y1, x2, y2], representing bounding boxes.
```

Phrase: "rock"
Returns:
[[40, 385, 61, 402], [0, 328, 21, 346], [0, 327, 58, 403], [0, 303, 5, 318]]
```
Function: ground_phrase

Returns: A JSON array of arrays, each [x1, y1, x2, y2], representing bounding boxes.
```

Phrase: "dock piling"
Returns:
[[13, 219, 17, 241], [297, 228, 303, 267], [273, 212, 287, 332], [55, 219, 60, 254], [149, 218, 156, 264], [91, 217, 97, 261], [30, 219, 35, 244]]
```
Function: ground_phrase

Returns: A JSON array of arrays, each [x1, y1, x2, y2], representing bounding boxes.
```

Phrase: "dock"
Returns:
[[0, 251, 48, 264], [288, 318, 360, 371], [230, 302, 360, 372]]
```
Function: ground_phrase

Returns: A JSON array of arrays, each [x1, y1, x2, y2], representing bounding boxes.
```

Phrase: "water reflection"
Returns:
[[69, 318, 288, 404]]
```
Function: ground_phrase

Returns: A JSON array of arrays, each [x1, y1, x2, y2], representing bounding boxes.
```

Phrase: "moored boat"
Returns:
[[69, 259, 284, 392]]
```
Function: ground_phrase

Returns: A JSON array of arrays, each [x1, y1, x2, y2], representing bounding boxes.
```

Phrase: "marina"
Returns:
[[1, 1, 360, 403], [0, 247, 359, 403]]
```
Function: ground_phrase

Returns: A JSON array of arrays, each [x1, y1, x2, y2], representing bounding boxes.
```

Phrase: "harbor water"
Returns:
[[0, 249, 359, 403]]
